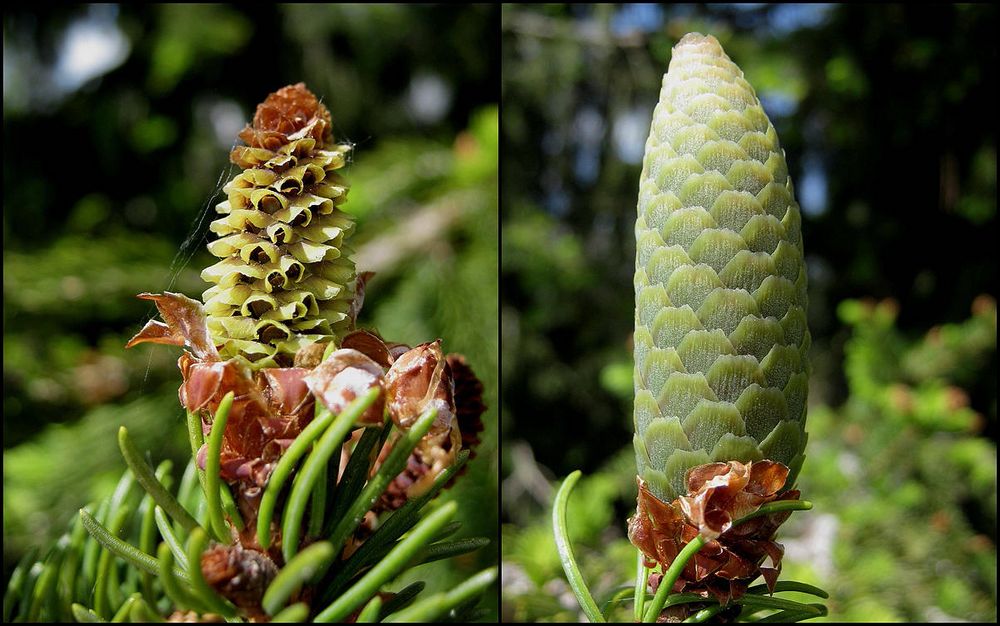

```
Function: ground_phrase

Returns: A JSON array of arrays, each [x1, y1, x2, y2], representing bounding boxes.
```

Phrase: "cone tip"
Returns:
[[674, 32, 725, 56]]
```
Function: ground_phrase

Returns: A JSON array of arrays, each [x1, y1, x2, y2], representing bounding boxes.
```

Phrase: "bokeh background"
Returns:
[[3, 4, 498, 620], [501, 4, 996, 622]]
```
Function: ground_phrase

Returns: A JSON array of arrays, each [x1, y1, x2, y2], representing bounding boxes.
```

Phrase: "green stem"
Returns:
[[754, 604, 828, 622], [62, 513, 89, 619], [430, 520, 462, 542], [186, 410, 209, 494], [324, 424, 386, 537], [154, 506, 190, 572], [221, 483, 244, 531], [82, 500, 109, 588], [257, 398, 343, 549], [94, 506, 131, 619], [28, 546, 63, 622], [325, 407, 438, 561], [205, 392, 235, 543], [189, 409, 244, 531], [262, 542, 336, 616], [382, 566, 497, 623], [108, 467, 137, 517], [128, 596, 165, 622], [683, 603, 724, 622], [121, 563, 140, 608], [356, 595, 382, 623], [3, 546, 39, 622], [309, 395, 336, 538], [79, 509, 187, 581], [414, 537, 490, 566], [185, 527, 238, 617], [110, 593, 142, 623], [118, 426, 200, 533], [271, 602, 310, 622], [663, 593, 712, 609], [376, 582, 424, 619], [314, 501, 457, 622], [318, 451, 469, 604], [71, 603, 106, 622], [309, 457, 329, 538], [736, 594, 823, 614], [156, 543, 205, 612], [283, 388, 380, 563], [177, 459, 202, 526], [733, 500, 813, 527], [746, 580, 829, 598], [139, 462, 171, 604], [553, 471, 605, 623], [633, 551, 647, 621], [642, 535, 707, 622], [600, 586, 636, 621]]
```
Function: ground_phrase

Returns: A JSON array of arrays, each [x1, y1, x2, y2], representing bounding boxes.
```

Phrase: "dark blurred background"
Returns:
[[3, 4, 498, 619], [501, 4, 996, 622]]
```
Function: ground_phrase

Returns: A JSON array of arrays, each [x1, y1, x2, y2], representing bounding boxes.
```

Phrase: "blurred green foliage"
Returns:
[[501, 3, 996, 623], [3, 4, 498, 619], [794, 297, 997, 621]]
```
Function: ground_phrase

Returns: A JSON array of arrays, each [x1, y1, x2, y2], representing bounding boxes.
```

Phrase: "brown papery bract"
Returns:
[[305, 348, 386, 425], [628, 460, 798, 606], [384, 340, 456, 436]]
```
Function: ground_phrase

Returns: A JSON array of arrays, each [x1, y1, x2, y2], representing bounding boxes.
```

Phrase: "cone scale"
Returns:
[[633, 33, 810, 503]]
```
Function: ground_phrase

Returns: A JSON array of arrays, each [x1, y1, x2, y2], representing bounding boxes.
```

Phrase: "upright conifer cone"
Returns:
[[633, 34, 810, 503], [203, 83, 356, 367]]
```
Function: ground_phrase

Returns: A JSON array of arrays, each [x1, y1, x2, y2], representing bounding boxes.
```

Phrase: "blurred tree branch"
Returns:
[[354, 190, 479, 274]]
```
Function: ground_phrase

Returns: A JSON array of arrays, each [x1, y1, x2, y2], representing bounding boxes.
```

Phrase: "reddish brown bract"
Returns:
[[628, 460, 798, 606], [201, 543, 278, 620], [127, 291, 488, 531], [238, 82, 333, 151]]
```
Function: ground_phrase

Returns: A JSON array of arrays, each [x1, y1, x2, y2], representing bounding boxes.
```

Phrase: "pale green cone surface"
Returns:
[[634, 33, 810, 502]]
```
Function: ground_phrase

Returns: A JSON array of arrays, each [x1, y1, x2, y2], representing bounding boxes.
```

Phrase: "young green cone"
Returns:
[[633, 33, 810, 504]]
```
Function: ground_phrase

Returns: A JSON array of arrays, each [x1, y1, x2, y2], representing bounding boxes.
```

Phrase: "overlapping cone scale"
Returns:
[[204, 83, 357, 367], [633, 33, 810, 503]]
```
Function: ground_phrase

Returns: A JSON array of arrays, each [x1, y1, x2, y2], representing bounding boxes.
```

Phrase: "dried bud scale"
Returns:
[[201, 543, 278, 619], [445, 353, 487, 478], [384, 340, 457, 435], [305, 348, 386, 425]]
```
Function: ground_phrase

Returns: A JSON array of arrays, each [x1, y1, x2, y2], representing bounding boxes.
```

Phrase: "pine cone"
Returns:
[[633, 33, 810, 504], [202, 83, 357, 368], [12, 82, 495, 625], [126, 86, 478, 556]]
